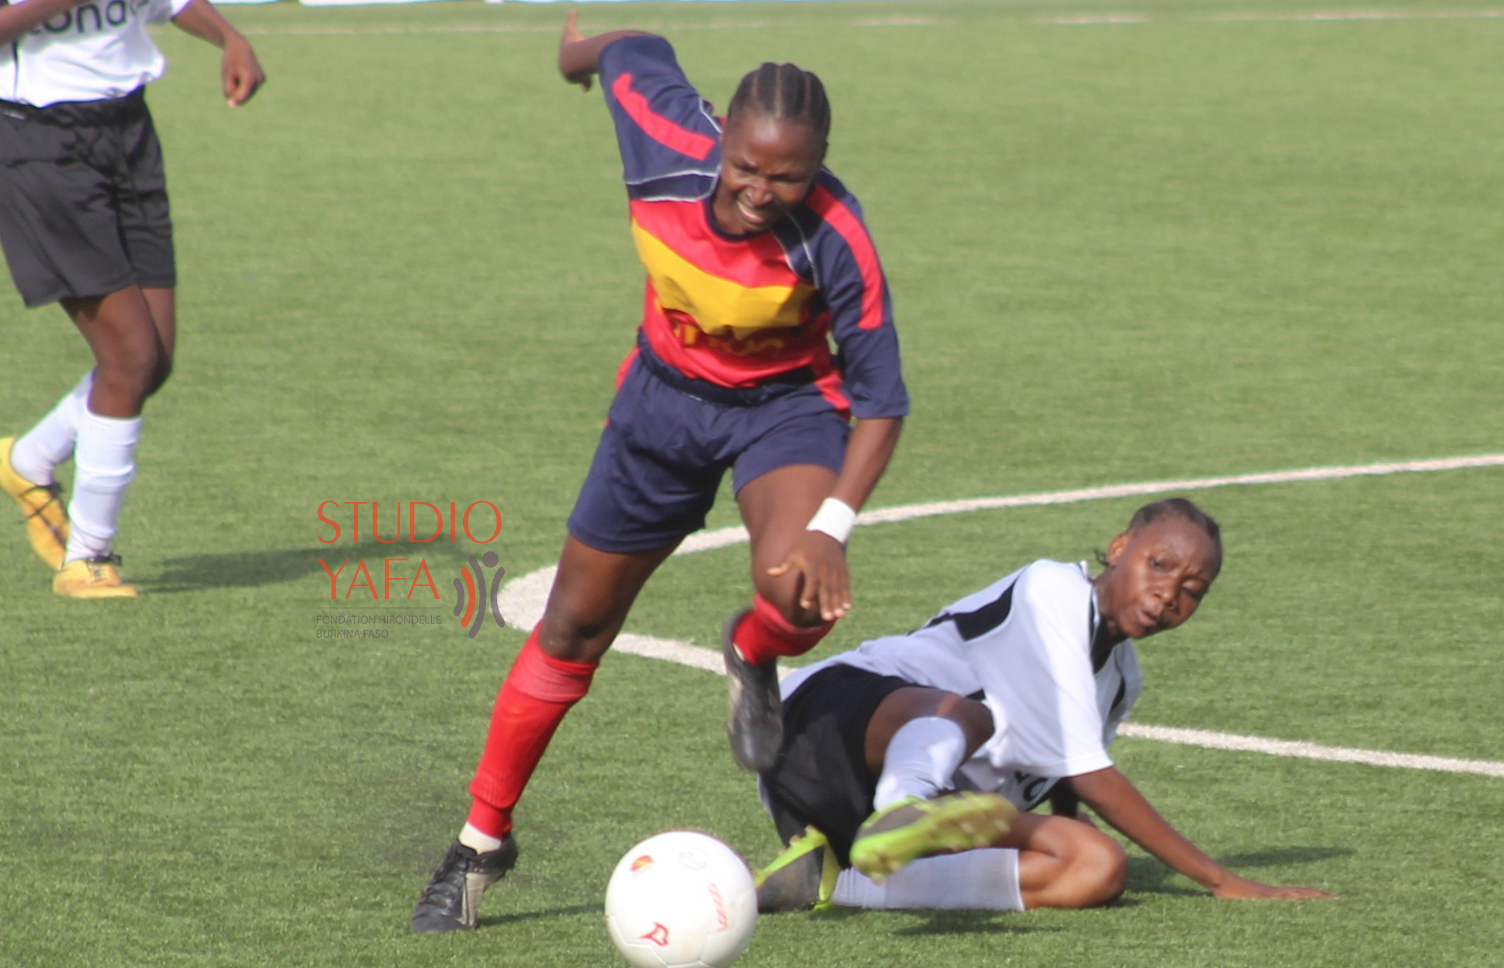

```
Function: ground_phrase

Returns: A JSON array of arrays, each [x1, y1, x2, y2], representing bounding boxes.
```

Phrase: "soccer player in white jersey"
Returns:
[[755, 498, 1332, 912], [0, 0, 263, 597]]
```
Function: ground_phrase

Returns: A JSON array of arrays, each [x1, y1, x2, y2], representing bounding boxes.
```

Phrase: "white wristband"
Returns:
[[806, 497, 857, 545]]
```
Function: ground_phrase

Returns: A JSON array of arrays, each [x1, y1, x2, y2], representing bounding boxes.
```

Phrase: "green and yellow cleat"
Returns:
[[754, 826, 840, 913], [1, 436, 70, 570], [850, 791, 1017, 881]]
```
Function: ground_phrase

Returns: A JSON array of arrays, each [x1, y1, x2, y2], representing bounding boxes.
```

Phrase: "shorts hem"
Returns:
[[566, 522, 688, 556]]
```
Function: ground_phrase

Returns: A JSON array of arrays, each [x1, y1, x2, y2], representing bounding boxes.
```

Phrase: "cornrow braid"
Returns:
[[727, 62, 832, 142], [1094, 498, 1224, 569], [1127, 498, 1222, 551]]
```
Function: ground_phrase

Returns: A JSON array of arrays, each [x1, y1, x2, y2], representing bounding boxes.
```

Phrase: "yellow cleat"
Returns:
[[53, 555, 138, 599], [1, 436, 71, 570]]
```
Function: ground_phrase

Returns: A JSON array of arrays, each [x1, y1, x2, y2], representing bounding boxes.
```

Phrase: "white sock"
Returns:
[[832, 849, 1025, 911], [10, 370, 94, 485], [873, 717, 968, 809], [458, 822, 504, 854], [63, 407, 141, 563]]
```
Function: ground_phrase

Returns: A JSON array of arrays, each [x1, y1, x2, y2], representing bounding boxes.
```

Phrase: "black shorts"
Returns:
[[760, 663, 916, 867], [0, 89, 175, 308]]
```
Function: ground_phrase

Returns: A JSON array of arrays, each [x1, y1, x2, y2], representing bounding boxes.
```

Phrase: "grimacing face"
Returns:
[[710, 113, 825, 236], [1096, 516, 1221, 641]]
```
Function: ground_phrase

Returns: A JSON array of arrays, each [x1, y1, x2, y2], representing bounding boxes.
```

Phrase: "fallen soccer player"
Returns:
[[754, 498, 1333, 912]]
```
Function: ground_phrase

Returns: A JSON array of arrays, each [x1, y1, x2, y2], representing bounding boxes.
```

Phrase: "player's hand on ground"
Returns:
[[560, 10, 594, 91], [222, 38, 265, 108], [767, 531, 851, 622], [1212, 873, 1333, 901]]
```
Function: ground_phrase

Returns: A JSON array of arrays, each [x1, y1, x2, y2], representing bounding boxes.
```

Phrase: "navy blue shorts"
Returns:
[[566, 344, 850, 554]]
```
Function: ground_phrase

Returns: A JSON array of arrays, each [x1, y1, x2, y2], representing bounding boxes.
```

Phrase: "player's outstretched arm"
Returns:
[[171, 0, 265, 108], [0, 0, 84, 46], [1071, 766, 1333, 901], [557, 9, 650, 92], [767, 416, 902, 622]]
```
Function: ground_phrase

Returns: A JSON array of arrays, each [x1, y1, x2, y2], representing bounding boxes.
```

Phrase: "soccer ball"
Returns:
[[604, 830, 758, 968]]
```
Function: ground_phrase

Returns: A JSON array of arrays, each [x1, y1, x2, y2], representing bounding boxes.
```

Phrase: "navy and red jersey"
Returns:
[[596, 35, 908, 420]]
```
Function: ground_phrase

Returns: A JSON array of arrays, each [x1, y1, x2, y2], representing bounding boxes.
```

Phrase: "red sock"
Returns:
[[466, 627, 597, 839], [732, 593, 833, 666]]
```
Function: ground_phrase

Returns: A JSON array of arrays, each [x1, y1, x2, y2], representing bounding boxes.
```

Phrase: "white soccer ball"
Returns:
[[604, 830, 758, 968]]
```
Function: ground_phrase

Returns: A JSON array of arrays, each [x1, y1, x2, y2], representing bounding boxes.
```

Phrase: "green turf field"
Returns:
[[2, 0, 1501, 965]]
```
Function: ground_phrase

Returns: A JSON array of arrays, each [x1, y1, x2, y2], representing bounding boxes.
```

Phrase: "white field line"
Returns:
[[228, 9, 1503, 37], [231, 17, 936, 37], [1040, 7, 1502, 22], [1118, 724, 1504, 777], [496, 452, 1504, 779]]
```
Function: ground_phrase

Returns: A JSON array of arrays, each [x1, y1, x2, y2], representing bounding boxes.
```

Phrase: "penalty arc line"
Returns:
[[497, 452, 1504, 780]]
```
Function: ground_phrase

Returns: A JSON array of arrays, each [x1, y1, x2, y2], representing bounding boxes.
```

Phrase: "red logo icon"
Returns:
[[640, 923, 671, 947]]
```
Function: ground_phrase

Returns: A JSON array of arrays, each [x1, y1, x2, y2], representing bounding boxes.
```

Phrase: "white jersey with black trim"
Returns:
[[2, 0, 192, 107], [781, 559, 1143, 812]]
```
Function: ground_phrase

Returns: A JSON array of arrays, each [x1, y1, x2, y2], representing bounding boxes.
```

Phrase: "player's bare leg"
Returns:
[[413, 537, 676, 933], [42, 286, 170, 597], [721, 464, 838, 771], [1010, 813, 1129, 909]]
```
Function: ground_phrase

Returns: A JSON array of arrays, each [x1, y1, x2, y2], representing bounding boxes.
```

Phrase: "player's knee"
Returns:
[[945, 696, 994, 751], [1071, 831, 1128, 908]]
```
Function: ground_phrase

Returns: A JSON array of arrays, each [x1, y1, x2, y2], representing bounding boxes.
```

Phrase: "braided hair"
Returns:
[[726, 62, 832, 142], [1096, 498, 1224, 570]]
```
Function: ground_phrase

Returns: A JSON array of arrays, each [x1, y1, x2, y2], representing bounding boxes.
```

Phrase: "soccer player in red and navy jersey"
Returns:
[[411, 13, 908, 933]]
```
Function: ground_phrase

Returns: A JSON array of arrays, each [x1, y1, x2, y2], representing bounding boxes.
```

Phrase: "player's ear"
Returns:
[[1104, 531, 1131, 567]]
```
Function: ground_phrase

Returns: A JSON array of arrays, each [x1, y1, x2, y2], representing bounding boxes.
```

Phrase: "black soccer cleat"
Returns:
[[410, 836, 519, 933], [722, 609, 784, 773]]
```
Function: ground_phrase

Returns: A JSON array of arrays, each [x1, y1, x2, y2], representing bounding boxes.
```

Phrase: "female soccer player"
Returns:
[[754, 499, 1332, 912], [411, 14, 907, 933], [0, 0, 263, 597]]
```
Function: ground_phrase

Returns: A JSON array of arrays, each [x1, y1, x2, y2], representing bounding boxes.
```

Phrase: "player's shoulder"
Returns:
[[599, 34, 684, 77], [798, 170, 867, 226], [1015, 559, 1093, 609]]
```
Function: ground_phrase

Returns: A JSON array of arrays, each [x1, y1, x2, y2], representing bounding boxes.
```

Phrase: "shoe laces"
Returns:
[[21, 482, 64, 518], [84, 554, 123, 576]]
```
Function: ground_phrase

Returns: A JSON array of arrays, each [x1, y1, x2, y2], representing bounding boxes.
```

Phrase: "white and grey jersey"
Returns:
[[2, 0, 192, 107], [782, 560, 1143, 812]]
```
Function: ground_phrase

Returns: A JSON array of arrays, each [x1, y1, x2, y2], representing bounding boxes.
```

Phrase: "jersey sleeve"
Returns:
[[970, 563, 1112, 779], [151, 0, 194, 24], [795, 174, 908, 419], [597, 35, 722, 199]]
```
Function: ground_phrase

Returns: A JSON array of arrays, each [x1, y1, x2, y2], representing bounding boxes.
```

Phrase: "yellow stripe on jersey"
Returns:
[[631, 220, 815, 337]]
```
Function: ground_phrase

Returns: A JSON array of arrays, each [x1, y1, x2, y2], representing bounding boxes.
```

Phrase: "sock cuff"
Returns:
[[82, 407, 143, 437], [734, 594, 834, 664], [509, 629, 597, 704]]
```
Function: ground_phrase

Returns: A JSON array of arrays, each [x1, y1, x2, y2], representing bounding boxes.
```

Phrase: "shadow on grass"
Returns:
[[893, 910, 1057, 937], [139, 539, 474, 594], [478, 904, 601, 927], [1128, 846, 1351, 895]]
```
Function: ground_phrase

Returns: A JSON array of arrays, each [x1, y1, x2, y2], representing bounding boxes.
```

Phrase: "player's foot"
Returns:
[[722, 609, 783, 773], [1, 436, 70, 570], [52, 555, 138, 599], [849, 792, 1017, 881], [410, 836, 519, 933], [754, 826, 839, 913]]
